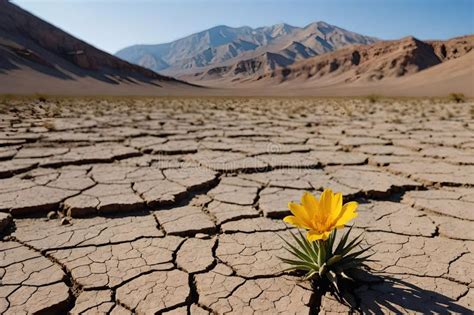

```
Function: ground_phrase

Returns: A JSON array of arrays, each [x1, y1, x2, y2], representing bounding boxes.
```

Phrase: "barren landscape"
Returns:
[[1, 1, 473, 313], [0, 97, 473, 314], [2, 0, 472, 97]]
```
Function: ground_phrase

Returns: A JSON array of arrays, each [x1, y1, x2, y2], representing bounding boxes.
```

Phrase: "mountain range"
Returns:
[[115, 22, 378, 76], [116, 21, 473, 97], [0, 0, 472, 96], [186, 35, 473, 86]]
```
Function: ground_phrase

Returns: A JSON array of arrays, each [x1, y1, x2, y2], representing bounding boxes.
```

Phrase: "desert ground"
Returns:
[[0, 96, 473, 314]]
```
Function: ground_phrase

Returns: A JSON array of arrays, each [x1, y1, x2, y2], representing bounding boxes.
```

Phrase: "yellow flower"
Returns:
[[283, 189, 358, 242]]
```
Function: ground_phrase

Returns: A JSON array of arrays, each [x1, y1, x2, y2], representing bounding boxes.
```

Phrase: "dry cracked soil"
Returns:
[[0, 97, 473, 314]]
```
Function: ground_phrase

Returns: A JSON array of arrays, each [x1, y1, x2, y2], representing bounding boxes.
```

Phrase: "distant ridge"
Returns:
[[116, 22, 378, 76], [181, 34, 473, 91], [267, 35, 474, 83]]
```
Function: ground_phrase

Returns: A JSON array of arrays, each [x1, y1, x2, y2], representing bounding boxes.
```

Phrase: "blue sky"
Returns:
[[13, 0, 474, 54]]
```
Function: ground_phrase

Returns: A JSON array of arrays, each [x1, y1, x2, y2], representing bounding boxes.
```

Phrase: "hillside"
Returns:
[[268, 35, 473, 84], [0, 0, 194, 95], [377, 50, 474, 96], [184, 35, 473, 93]]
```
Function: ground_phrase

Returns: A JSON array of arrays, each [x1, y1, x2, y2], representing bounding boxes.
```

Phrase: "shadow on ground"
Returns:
[[356, 276, 470, 314]]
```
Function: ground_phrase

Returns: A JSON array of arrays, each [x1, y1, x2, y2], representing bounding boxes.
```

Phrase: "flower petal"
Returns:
[[328, 192, 343, 223], [301, 192, 319, 219], [288, 202, 311, 223], [307, 230, 332, 242], [283, 215, 309, 229], [319, 188, 334, 222], [334, 201, 358, 228]]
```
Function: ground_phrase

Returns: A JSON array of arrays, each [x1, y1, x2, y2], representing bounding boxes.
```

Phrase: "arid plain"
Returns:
[[0, 97, 473, 314]]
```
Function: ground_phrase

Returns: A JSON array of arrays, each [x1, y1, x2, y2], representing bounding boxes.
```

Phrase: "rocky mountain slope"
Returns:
[[116, 22, 378, 75], [0, 0, 192, 94], [376, 50, 474, 96], [187, 35, 473, 87]]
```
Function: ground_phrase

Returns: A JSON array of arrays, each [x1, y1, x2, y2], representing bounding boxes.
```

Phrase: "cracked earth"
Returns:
[[0, 97, 473, 314]]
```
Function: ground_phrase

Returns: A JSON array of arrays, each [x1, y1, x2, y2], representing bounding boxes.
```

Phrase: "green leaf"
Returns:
[[356, 254, 376, 262], [278, 225, 372, 280], [311, 236, 320, 255], [278, 233, 314, 262], [304, 270, 318, 280], [294, 230, 318, 263], [327, 254, 342, 266], [339, 270, 354, 281], [278, 257, 316, 269], [326, 270, 340, 293], [318, 240, 326, 266], [343, 247, 371, 260], [298, 230, 320, 264], [318, 263, 327, 276], [327, 229, 336, 254], [334, 225, 352, 254], [339, 233, 364, 256]]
